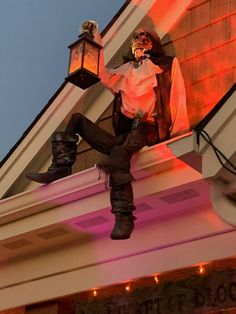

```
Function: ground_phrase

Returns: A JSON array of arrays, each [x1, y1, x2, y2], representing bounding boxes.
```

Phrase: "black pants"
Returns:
[[65, 113, 158, 215]]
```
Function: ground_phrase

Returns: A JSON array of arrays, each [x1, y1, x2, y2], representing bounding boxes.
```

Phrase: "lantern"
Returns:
[[65, 28, 102, 89]]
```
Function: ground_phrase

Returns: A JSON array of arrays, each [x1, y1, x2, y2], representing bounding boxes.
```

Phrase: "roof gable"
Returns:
[[0, 0, 192, 198]]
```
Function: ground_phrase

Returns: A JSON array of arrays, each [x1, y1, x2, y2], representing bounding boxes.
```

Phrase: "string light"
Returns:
[[125, 284, 131, 292], [199, 265, 205, 274], [86, 265, 210, 300], [154, 275, 159, 284]]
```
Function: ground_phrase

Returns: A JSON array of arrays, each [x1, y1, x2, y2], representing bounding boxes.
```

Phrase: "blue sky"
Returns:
[[0, 0, 125, 162]]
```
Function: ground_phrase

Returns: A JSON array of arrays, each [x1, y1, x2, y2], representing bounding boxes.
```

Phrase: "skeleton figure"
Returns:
[[26, 24, 190, 240]]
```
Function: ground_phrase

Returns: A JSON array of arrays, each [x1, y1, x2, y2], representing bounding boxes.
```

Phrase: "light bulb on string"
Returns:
[[199, 265, 205, 274], [125, 284, 131, 292], [154, 275, 159, 284]]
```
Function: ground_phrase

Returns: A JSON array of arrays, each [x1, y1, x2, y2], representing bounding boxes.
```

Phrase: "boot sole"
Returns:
[[25, 170, 70, 184], [110, 234, 131, 240]]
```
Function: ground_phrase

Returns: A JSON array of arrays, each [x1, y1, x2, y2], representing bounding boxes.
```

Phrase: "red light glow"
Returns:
[[199, 265, 205, 274], [154, 275, 159, 284], [125, 284, 131, 292]]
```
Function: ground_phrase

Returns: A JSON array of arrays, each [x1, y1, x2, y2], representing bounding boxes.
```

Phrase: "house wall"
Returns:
[[162, 0, 236, 127], [73, 0, 236, 173]]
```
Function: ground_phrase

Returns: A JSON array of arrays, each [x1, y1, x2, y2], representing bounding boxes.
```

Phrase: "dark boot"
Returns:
[[110, 213, 136, 240], [110, 183, 136, 240], [97, 146, 136, 239], [26, 131, 78, 184]]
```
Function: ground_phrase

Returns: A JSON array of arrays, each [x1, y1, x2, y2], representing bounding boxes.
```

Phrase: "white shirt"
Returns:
[[100, 56, 190, 137]]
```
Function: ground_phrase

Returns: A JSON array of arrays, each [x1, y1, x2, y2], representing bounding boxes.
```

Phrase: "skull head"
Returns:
[[131, 29, 153, 59]]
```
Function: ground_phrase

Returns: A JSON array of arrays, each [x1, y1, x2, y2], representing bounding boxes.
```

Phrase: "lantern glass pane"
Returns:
[[83, 41, 99, 75], [68, 42, 83, 74]]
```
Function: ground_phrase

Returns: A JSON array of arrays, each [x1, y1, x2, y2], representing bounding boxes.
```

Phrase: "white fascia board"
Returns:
[[0, 0, 193, 198], [168, 132, 202, 173], [0, 136, 202, 237]]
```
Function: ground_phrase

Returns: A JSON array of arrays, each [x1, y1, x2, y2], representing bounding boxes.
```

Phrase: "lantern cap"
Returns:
[[79, 31, 94, 39], [67, 32, 102, 50]]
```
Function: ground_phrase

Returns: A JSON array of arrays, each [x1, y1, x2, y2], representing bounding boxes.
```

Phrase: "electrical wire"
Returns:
[[196, 129, 236, 176]]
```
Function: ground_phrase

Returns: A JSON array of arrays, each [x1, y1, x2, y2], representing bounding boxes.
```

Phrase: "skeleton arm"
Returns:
[[92, 29, 122, 93]]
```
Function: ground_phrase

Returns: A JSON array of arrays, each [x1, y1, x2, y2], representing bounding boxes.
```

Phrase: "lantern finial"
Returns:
[[80, 20, 99, 38]]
